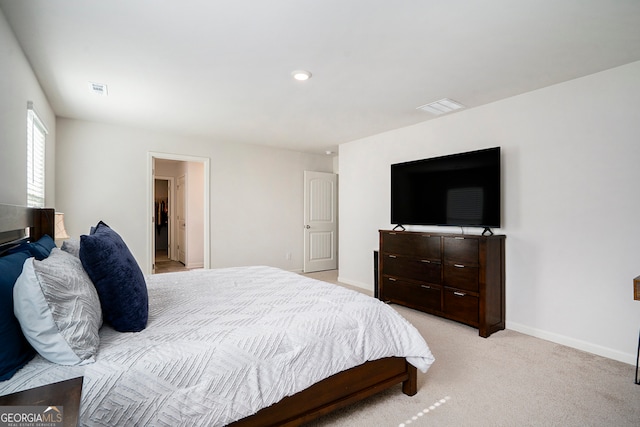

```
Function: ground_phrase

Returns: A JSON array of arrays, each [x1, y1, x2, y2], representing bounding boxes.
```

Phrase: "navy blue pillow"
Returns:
[[28, 235, 56, 260], [79, 222, 148, 332], [3, 240, 31, 257], [0, 251, 36, 381]]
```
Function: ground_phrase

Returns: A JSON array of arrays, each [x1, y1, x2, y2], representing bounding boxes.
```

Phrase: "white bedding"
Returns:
[[1, 266, 434, 426]]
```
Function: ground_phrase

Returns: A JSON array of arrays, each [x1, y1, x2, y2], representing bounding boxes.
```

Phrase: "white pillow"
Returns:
[[13, 248, 102, 365]]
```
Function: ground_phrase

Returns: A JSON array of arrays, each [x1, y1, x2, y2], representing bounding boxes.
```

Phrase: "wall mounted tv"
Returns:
[[391, 147, 501, 230]]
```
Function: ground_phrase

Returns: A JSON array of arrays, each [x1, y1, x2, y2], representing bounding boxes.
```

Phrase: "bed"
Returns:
[[0, 204, 434, 426]]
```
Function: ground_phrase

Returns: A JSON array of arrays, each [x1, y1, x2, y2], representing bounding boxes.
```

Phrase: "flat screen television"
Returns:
[[391, 147, 501, 230]]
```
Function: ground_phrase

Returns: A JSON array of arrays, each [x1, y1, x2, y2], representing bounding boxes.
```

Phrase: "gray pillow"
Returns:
[[61, 238, 80, 258], [13, 248, 102, 365]]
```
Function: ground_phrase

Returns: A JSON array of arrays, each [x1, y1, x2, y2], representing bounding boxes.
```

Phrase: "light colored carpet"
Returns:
[[153, 250, 194, 274], [303, 270, 640, 427]]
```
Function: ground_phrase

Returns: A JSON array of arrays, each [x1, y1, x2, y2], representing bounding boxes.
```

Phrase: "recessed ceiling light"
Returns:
[[417, 98, 465, 115], [89, 82, 108, 96], [292, 70, 312, 81]]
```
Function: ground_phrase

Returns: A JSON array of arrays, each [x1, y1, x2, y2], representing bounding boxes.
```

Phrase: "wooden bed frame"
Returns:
[[231, 357, 416, 426], [0, 204, 55, 247], [0, 203, 418, 426]]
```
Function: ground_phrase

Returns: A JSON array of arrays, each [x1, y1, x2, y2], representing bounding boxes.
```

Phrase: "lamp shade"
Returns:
[[54, 212, 70, 240]]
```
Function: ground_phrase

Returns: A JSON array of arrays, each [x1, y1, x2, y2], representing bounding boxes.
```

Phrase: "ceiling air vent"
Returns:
[[417, 98, 465, 115], [89, 82, 108, 96]]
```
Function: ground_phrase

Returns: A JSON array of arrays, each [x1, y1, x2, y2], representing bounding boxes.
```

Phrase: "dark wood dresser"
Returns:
[[379, 230, 505, 337]]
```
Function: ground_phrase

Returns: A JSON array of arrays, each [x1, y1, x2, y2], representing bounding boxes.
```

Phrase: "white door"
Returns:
[[177, 175, 186, 264], [303, 171, 338, 273]]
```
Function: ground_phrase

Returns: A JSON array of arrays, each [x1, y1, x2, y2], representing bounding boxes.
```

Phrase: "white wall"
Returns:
[[338, 61, 640, 364], [55, 118, 334, 273], [0, 10, 56, 207]]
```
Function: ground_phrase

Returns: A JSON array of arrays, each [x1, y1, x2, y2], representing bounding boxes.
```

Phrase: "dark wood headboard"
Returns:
[[0, 204, 56, 246]]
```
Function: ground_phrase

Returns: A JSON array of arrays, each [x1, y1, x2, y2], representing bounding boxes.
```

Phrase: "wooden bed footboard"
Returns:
[[230, 357, 417, 427]]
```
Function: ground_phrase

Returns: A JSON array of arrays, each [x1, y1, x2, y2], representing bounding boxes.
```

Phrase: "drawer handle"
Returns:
[[388, 277, 397, 282], [388, 255, 397, 258], [454, 237, 465, 240], [421, 285, 431, 289], [453, 291, 466, 297], [454, 264, 465, 268], [420, 259, 431, 263]]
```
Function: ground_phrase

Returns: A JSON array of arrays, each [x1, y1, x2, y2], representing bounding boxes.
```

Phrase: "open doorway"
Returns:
[[148, 152, 210, 274], [154, 176, 174, 271]]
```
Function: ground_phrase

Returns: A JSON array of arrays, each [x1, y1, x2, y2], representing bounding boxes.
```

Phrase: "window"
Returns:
[[26, 102, 48, 207]]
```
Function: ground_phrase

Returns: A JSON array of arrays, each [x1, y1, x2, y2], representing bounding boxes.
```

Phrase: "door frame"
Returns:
[[147, 152, 210, 274], [176, 173, 187, 265]]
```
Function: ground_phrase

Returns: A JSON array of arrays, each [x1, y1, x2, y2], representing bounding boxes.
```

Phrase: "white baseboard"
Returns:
[[337, 276, 373, 295], [507, 321, 636, 366], [186, 262, 204, 269]]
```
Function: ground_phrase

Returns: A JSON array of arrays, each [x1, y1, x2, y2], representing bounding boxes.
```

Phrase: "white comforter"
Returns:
[[1, 266, 434, 426]]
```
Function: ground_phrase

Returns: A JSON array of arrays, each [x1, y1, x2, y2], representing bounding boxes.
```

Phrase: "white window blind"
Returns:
[[27, 102, 48, 208]]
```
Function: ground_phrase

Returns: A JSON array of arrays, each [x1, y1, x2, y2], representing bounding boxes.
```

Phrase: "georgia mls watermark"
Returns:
[[0, 406, 63, 427]]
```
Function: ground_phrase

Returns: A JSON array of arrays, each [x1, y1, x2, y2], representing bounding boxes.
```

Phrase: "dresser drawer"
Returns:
[[381, 276, 442, 312], [443, 263, 478, 292], [443, 237, 479, 265], [382, 254, 441, 284], [444, 289, 479, 326], [381, 232, 441, 259]]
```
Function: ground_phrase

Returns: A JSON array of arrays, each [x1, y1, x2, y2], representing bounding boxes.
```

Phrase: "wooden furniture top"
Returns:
[[0, 377, 83, 427]]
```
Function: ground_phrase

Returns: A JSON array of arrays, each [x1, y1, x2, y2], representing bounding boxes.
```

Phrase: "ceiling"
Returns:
[[2, 1, 640, 155]]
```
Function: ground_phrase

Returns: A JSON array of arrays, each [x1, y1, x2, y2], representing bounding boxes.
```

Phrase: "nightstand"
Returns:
[[0, 377, 83, 426]]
